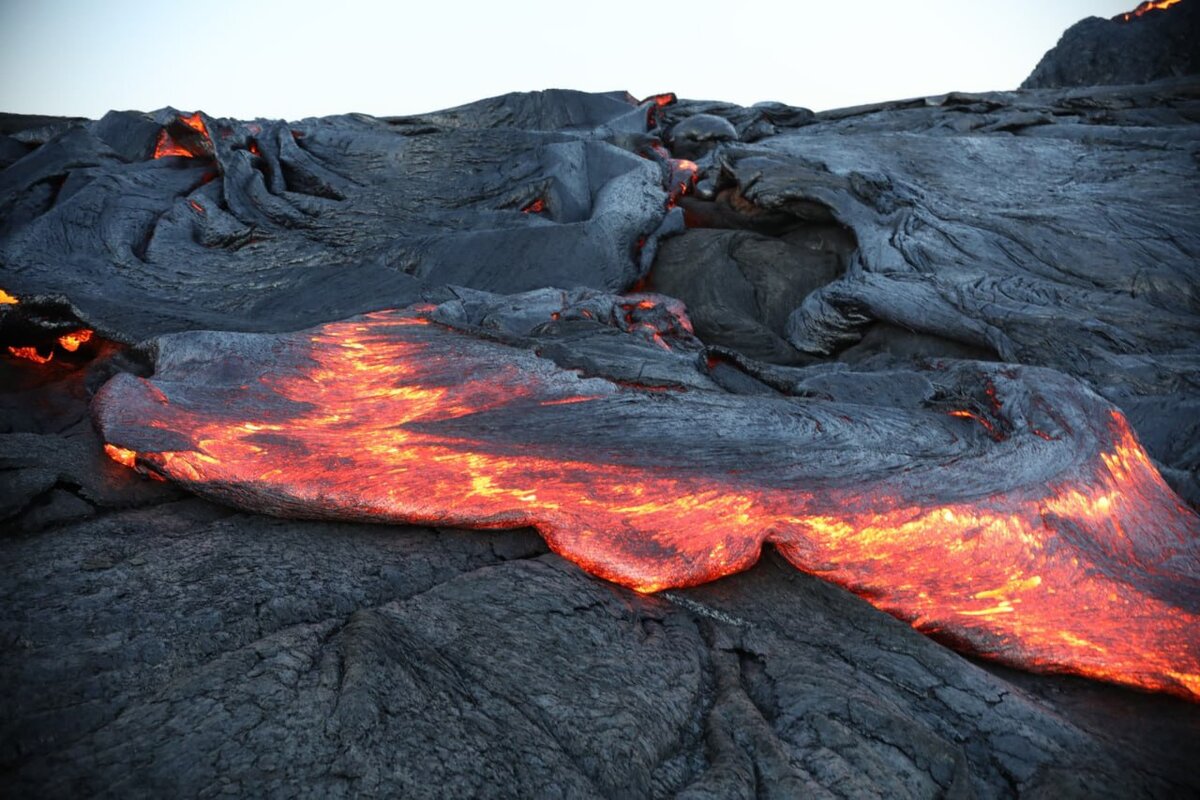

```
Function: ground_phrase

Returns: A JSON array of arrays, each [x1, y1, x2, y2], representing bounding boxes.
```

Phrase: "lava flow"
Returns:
[[1118, 0, 1182, 21], [665, 159, 698, 209], [644, 142, 699, 209], [103, 444, 139, 469], [642, 92, 677, 129], [7, 346, 53, 364], [93, 307, 1200, 699], [153, 112, 209, 159], [5, 328, 96, 365], [57, 329, 93, 352], [1, 287, 95, 364]]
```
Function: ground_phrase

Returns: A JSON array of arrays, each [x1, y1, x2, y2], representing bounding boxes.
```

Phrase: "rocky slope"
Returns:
[[1024, 0, 1200, 89], [2, 25, 1199, 800]]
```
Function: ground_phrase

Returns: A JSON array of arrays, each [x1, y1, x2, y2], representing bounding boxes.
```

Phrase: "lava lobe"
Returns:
[[94, 302, 1200, 700]]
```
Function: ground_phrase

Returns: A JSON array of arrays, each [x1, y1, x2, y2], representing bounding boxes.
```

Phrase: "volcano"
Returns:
[[3, 6, 1200, 797]]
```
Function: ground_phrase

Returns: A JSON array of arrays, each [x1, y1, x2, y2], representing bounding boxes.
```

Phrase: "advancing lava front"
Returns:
[[93, 301, 1200, 699]]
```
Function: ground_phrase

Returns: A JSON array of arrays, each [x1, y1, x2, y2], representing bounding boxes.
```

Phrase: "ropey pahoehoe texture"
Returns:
[[3, 11, 1200, 794]]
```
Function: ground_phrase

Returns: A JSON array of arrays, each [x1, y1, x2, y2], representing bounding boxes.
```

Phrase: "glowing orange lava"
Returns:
[[666, 159, 699, 209], [179, 112, 208, 136], [643, 93, 678, 129], [7, 346, 53, 364], [153, 133, 193, 159], [0, 289, 17, 304], [94, 308, 1200, 699], [103, 444, 139, 469], [57, 329, 93, 352], [521, 198, 546, 213], [1119, 0, 1182, 20], [153, 112, 210, 159], [4, 326, 96, 364], [948, 409, 1002, 440]]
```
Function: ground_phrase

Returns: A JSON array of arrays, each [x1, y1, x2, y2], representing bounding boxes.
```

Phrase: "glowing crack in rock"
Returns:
[[93, 305, 1200, 699]]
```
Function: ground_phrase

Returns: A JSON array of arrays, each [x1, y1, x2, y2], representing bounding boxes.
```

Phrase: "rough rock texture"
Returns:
[[3, 505, 1198, 798], [3, 33, 1200, 799], [89, 297, 1200, 700], [1023, 0, 1200, 90], [0, 92, 670, 341], [650, 80, 1200, 507]]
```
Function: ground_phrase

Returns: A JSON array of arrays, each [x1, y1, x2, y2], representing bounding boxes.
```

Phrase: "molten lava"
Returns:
[[4, 323, 96, 365], [7, 346, 53, 364], [0, 289, 17, 304], [521, 198, 546, 214], [153, 112, 210, 159], [103, 444, 139, 469], [93, 307, 1200, 700], [665, 159, 698, 210], [153, 132, 193, 159], [178, 112, 207, 136], [1118, 0, 1182, 20], [57, 329, 93, 352], [643, 92, 677, 129], [639, 141, 699, 209], [948, 409, 1002, 441]]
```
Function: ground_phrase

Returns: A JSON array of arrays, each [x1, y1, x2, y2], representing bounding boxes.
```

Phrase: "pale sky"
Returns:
[[0, 0, 1140, 121]]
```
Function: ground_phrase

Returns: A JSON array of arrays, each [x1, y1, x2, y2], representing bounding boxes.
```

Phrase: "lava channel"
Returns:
[[93, 306, 1200, 699]]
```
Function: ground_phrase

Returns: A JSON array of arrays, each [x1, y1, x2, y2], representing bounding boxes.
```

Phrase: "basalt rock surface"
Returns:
[[0, 91, 669, 341], [4, 507, 1198, 799], [2, 58, 1200, 800], [1023, 0, 1200, 90]]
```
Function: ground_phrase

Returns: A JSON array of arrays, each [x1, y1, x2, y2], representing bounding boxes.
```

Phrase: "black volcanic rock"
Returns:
[[2, 505, 1197, 798], [0, 92, 671, 341], [3, 27, 1200, 799], [4, 81, 1198, 496], [1023, 0, 1200, 89]]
